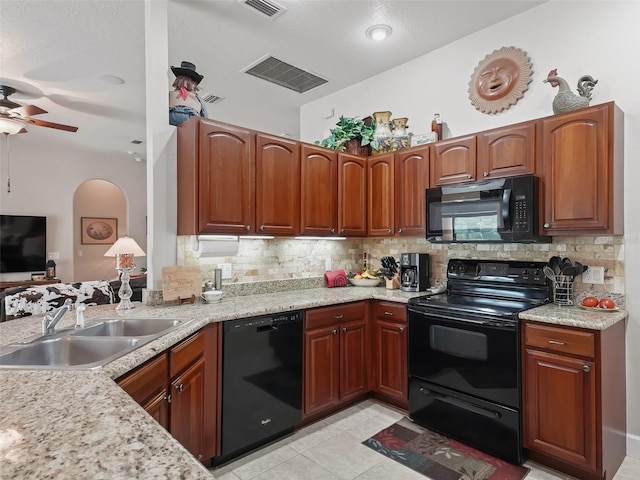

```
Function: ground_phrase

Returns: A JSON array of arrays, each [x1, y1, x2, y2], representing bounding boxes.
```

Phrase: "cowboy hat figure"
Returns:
[[169, 61, 208, 126]]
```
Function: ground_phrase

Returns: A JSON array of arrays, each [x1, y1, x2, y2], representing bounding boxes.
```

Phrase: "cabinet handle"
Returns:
[[175, 384, 184, 392], [466, 174, 472, 179], [259, 225, 265, 232], [342, 327, 347, 333], [483, 171, 489, 177], [398, 228, 403, 233], [166, 394, 172, 404], [384, 311, 394, 316], [334, 314, 344, 319], [543, 223, 550, 229], [245, 225, 251, 231], [548, 340, 566, 346], [399, 326, 405, 333], [331, 228, 336, 234], [386, 228, 392, 234], [582, 364, 591, 373], [340, 228, 345, 234], [332, 329, 338, 335]]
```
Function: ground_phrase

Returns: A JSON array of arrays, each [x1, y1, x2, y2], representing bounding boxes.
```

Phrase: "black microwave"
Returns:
[[425, 174, 550, 243]]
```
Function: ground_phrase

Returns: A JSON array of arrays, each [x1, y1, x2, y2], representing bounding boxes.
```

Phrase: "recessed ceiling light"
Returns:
[[98, 74, 125, 85], [366, 24, 392, 41]]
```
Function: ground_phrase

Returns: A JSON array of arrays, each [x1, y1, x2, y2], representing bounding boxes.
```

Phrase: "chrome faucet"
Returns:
[[42, 299, 74, 335]]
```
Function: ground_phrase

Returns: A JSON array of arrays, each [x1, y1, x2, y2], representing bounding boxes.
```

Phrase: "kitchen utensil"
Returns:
[[543, 266, 556, 282], [549, 256, 561, 275], [574, 261, 586, 278]]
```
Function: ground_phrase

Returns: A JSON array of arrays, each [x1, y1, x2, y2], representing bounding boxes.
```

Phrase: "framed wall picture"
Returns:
[[81, 217, 118, 245]]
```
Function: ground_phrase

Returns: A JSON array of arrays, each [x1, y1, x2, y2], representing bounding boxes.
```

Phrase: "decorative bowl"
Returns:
[[348, 278, 382, 287]]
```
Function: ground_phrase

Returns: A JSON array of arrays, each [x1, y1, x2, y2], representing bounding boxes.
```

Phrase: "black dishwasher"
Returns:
[[214, 311, 303, 465]]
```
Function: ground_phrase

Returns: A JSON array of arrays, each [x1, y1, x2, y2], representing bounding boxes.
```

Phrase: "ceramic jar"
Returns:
[[372, 111, 393, 141]]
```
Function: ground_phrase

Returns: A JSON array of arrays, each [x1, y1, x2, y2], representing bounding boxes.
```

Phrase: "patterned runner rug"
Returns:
[[362, 417, 530, 480]]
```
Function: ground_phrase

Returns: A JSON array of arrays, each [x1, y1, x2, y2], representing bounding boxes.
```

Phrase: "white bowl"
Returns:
[[349, 278, 382, 287], [201, 290, 224, 303]]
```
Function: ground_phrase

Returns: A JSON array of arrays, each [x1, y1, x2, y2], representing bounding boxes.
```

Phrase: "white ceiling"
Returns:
[[0, 0, 545, 161]]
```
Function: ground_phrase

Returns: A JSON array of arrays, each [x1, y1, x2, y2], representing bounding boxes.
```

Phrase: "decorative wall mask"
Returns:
[[468, 46, 533, 114]]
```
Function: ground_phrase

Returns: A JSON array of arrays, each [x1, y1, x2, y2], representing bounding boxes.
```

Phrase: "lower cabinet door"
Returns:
[[143, 390, 170, 429], [171, 357, 206, 461], [304, 325, 341, 416], [523, 349, 597, 471], [373, 318, 407, 402], [340, 319, 368, 401]]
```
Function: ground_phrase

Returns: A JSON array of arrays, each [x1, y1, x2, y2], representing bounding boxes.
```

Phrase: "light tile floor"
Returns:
[[210, 400, 640, 480]]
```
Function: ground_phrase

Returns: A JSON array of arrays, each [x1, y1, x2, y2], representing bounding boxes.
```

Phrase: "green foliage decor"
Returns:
[[316, 116, 379, 152]]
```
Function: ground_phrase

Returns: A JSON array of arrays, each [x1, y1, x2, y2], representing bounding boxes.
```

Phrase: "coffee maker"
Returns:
[[399, 253, 430, 292]]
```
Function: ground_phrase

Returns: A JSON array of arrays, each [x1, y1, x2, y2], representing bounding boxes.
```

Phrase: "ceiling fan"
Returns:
[[0, 85, 78, 135]]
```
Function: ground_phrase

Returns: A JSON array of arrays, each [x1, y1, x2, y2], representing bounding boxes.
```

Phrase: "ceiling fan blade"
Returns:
[[23, 117, 78, 132], [12, 104, 48, 117]]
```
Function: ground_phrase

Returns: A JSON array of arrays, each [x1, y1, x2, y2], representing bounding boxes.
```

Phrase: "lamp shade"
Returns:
[[0, 118, 27, 135], [104, 236, 146, 257]]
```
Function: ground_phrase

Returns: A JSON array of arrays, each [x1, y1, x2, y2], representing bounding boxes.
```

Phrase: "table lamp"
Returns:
[[104, 236, 146, 310]]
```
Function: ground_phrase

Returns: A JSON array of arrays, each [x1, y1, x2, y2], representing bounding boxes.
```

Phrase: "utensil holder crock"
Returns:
[[552, 275, 574, 306]]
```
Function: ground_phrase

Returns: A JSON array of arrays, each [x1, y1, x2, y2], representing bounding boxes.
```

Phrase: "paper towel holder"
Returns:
[[192, 235, 240, 257]]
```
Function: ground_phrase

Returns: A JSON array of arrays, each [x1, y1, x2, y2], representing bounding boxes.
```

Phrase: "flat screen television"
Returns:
[[0, 215, 47, 274]]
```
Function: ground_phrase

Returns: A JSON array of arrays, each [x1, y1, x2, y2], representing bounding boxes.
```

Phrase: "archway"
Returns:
[[73, 179, 127, 282]]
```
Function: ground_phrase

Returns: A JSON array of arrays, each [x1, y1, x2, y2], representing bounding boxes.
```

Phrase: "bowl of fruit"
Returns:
[[578, 296, 619, 312], [347, 269, 382, 287]]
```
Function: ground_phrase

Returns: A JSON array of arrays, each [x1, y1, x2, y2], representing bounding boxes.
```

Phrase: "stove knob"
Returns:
[[533, 269, 542, 277], [522, 268, 529, 276], [459, 264, 466, 273]]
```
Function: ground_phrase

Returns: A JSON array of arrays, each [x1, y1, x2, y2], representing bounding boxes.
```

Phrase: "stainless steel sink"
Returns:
[[0, 336, 140, 370], [0, 317, 194, 370], [71, 317, 186, 337]]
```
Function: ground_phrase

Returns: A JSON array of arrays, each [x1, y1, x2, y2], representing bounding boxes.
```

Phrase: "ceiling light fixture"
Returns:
[[0, 118, 26, 135], [366, 24, 392, 41]]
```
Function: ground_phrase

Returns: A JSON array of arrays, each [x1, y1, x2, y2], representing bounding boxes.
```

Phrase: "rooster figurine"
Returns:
[[544, 69, 598, 114]]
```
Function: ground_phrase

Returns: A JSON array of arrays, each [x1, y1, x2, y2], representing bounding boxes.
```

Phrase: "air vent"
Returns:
[[200, 93, 225, 104], [243, 56, 328, 94], [240, 0, 286, 18]]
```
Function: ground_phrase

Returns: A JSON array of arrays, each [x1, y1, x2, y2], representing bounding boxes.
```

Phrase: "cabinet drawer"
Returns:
[[170, 330, 205, 378], [117, 353, 168, 405], [524, 323, 595, 358], [306, 301, 366, 329], [372, 301, 406, 322]]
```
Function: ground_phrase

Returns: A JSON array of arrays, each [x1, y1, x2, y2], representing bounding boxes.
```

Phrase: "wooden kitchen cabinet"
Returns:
[[304, 301, 368, 418], [394, 145, 429, 236], [430, 134, 477, 186], [177, 117, 255, 235], [539, 102, 624, 235], [337, 153, 367, 236], [300, 144, 338, 236], [522, 320, 626, 480], [370, 301, 408, 409], [477, 122, 537, 179], [116, 324, 220, 464], [367, 153, 394, 236], [255, 133, 301, 235]]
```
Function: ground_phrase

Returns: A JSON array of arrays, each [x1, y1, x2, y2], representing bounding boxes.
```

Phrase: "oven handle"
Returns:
[[419, 387, 502, 419], [407, 307, 516, 330]]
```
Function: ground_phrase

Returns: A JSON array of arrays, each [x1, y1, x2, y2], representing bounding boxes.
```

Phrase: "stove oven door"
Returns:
[[407, 305, 520, 408]]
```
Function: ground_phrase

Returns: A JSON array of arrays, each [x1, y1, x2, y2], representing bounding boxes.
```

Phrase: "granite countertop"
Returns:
[[0, 286, 421, 479], [519, 302, 627, 330], [0, 286, 627, 478]]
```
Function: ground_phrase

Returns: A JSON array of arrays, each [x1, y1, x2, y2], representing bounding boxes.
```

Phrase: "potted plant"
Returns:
[[316, 116, 379, 155]]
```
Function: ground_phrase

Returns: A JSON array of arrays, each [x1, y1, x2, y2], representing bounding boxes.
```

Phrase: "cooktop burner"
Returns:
[[408, 259, 551, 319]]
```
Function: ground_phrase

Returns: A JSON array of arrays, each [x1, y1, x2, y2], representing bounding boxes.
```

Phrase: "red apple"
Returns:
[[582, 296, 599, 308], [598, 298, 616, 309]]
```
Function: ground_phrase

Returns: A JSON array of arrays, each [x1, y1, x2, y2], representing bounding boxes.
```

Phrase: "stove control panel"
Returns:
[[447, 259, 547, 285]]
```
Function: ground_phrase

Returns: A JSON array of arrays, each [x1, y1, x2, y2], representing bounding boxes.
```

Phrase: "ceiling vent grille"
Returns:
[[243, 56, 328, 94], [240, 0, 286, 19], [200, 93, 225, 104]]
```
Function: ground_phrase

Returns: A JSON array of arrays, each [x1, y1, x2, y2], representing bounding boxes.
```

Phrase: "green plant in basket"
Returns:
[[316, 116, 380, 152]]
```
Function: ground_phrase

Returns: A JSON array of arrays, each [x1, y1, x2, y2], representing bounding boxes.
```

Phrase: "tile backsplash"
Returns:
[[177, 235, 624, 295]]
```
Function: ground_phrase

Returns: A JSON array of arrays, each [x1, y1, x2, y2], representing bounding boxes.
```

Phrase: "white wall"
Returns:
[[300, 0, 640, 458], [0, 134, 147, 283]]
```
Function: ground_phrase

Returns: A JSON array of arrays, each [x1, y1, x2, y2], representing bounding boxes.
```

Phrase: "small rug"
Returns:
[[362, 417, 529, 480]]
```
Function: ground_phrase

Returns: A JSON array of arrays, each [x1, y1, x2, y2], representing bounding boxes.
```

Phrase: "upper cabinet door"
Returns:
[[338, 153, 367, 236], [367, 153, 394, 236], [394, 145, 429, 236], [198, 120, 255, 234], [540, 103, 621, 234], [300, 145, 338, 236], [256, 133, 301, 236], [430, 134, 477, 186], [477, 122, 537, 179]]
